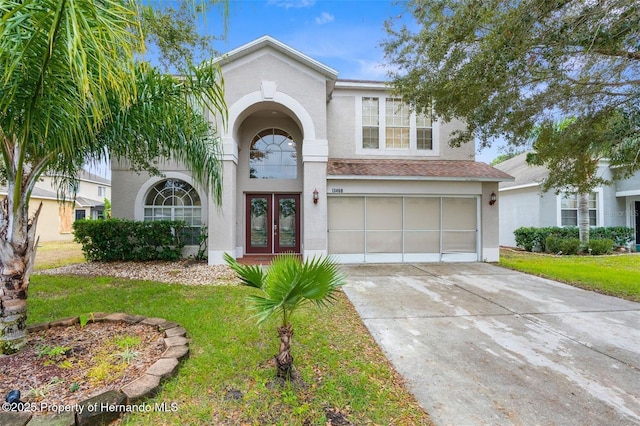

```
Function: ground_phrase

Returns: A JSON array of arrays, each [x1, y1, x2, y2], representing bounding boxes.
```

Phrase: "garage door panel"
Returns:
[[366, 231, 402, 253], [405, 198, 440, 230], [405, 231, 440, 253], [442, 231, 477, 252], [329, 230, 364, 254], [366, 198, 402, 230], [442, 198, 476, 229], [328, 197, 364, 230]]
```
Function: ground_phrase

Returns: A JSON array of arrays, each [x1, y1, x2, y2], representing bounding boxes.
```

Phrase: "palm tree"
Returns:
[[0, 1, 226, 354], [224, 253, 345, 379]]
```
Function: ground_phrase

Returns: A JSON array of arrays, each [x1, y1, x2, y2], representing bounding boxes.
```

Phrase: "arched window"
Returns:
[[249, 128, 297, 179], [144, 179, 202, 245]]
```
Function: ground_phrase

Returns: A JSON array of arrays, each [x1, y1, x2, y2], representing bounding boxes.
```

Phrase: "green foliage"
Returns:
[[36, 345, 71, 361], [545, 236, 581, 255], [194, 226, 208, 261], [590, 227, 635, 247], [384, 1, 640, 159], [588, 239, 614, 255], [73, 219, 185, 261], [225, 253, 345, 326], [514, 226, 633, 252]]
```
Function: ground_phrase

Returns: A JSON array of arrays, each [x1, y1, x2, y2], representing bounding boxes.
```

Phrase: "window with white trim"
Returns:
[[560, 193, 597, 226], [358, 97, 434, 154], [144, 179, 202, 245]]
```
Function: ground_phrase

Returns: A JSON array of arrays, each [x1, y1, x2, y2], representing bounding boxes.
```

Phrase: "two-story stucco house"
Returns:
[[112, 36, 513, 264], [1, 170, 111, 242]]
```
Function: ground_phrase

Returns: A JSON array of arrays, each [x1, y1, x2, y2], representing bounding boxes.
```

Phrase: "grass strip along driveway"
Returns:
[[28, 273, 431, 425], [499, 249, 640, 302]]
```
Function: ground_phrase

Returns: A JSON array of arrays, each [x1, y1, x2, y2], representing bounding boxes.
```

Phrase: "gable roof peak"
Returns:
[[217, 35, 338, 80]]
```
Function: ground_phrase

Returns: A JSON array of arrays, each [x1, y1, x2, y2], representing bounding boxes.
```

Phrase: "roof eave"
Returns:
[[327, 175, 514, 182]]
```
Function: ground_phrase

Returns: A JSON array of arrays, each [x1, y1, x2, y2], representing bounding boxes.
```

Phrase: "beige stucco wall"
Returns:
[[481, 182, 500, 262], [26, 198, 74, 242], [328, 89, 475, 161], [220, 49, 329, 140]]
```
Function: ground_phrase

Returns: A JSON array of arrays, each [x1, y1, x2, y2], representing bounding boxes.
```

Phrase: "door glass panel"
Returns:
[[278, 197, 296, 249], [250, 197, 269, 248]]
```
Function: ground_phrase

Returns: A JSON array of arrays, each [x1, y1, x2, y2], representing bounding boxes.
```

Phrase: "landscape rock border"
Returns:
[[0, 313, 189, 426]]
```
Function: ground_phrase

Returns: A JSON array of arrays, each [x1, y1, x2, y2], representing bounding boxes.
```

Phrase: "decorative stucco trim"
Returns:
[[225, 90, 316, 142], [616, 189, 640, 197]]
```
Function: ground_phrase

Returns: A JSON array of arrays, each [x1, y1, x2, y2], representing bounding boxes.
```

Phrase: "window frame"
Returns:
[[143, 179, 203, 246], [355, 96, 439, 156], [249, 128, 298, 180], [556, 189, 603, 228]]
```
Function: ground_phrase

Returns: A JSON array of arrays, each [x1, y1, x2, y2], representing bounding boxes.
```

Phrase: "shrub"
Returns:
[[590, 227, 634, 247], [588, 238, 614, 255], [544, 236, 581, 255], [73, 219, 185, 262], [545, 236, 563, 254], [514, 226, 634, 252]]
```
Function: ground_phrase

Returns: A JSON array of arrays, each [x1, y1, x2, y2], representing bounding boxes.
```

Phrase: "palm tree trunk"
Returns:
[[0, 200, 41, 354], [577, 192, 590, 245], [275, 324, 294, 379]]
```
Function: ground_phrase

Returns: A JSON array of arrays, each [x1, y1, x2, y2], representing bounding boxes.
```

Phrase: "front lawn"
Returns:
[[28, 274, 432, 425], [499, 248, 640, 302]]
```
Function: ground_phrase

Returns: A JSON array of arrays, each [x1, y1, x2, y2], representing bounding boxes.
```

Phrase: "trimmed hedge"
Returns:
[[73, 219, 186, 261], [545, 236, 581, 255], [514, 226, 633, 252], [588, 238, 614, 255]]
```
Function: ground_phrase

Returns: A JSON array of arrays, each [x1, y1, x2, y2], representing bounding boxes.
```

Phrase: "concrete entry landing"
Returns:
[[341, 263, 640, 425]]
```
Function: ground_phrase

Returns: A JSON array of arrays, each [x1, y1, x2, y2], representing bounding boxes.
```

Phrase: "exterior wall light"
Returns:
[[313, 188, 319, 204], [489, 192, 497, 206]]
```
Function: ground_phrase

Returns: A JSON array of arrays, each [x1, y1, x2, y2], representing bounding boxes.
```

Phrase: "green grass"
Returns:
[[34, 241, 85, 271], [499, 249, 640, 302], [28, 274, 431, 425]]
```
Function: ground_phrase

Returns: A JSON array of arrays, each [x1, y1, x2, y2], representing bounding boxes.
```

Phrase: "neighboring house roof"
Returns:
[[0, 186, 61, 201], [78, 169, 111, 186], [493, 153, 547, 190], [75, 196, 104, 208], [327, 159, 514, 182]]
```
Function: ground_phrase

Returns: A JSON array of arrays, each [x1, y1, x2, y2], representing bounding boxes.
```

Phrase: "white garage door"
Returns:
[[328, 196, 478, 263]]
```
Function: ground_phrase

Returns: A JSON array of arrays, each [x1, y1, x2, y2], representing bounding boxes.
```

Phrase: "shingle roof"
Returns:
[[493, 153, 548, 189], [327, 159, 514, 181]]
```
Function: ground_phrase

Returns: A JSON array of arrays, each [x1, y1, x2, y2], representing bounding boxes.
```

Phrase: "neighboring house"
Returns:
[[112, 36, 513, 264], [1, 170, 111, 242], [494, 153, 640, 248]]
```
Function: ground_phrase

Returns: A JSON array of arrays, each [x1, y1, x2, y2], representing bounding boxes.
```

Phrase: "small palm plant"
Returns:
[[224, 253, 345, 379]]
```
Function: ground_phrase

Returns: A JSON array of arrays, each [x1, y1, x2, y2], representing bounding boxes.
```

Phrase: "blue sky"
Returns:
[[209, 0, 404, 81]]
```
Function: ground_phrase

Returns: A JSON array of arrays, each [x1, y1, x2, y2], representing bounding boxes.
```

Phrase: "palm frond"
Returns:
[[223, 252, 264, 289], [240, 254, 346, 325]]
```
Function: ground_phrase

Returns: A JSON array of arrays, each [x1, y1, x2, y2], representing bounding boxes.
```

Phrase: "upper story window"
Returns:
[[144, 179, 202, 245], [249, 128, 297, 179], [357, 97, 436, 156], [560, 192, 597, 227], [98, 186, 106, 197]]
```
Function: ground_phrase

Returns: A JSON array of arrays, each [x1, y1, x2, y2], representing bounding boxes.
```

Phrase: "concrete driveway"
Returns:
[[341, 263, 640, 425]]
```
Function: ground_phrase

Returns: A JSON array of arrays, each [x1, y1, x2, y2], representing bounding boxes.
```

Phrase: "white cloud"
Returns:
[[267, 0, 316, 9], [315, 12, 334, 25]]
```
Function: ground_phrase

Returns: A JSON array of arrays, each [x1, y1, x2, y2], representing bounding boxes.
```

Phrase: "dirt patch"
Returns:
[[0, 321, 164, 416]]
